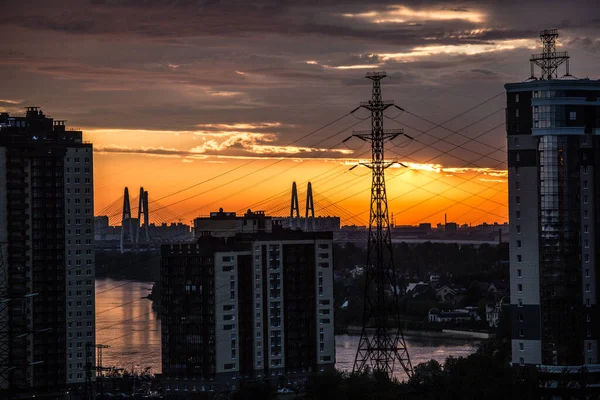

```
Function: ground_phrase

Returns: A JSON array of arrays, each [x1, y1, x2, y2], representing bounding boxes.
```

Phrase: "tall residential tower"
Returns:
[[0, 108, 95, 397], [161, 210, 335, 396], [506, 30, 600, 367]]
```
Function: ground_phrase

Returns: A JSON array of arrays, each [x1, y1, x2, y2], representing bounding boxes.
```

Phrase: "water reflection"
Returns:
[[96, 278, 479, 378]]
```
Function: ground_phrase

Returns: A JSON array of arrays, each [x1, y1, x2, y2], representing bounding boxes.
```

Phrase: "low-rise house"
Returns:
[[435, 285, 468, 304], [405, 281, 437, 301], [488, 280, 509, 295], [428, 308, 473, 323]]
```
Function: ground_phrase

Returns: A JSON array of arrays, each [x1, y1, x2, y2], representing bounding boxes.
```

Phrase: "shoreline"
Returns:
[[344, 326, 493, 340]]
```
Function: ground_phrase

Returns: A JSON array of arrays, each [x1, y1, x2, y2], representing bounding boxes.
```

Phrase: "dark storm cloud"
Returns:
[[1, 0, 599, 166]]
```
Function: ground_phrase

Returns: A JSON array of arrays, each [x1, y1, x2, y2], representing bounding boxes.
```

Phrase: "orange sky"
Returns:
[[92, 149, 508, 227]]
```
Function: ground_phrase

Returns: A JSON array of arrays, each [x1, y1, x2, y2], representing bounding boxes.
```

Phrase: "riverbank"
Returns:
[[345, 325, 493, 340]]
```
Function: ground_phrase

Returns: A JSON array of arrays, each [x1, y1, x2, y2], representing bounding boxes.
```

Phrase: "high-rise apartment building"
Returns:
[[506, 31, 600, 367], [161, 210, 335, 395], [0, 108, 95, 397]]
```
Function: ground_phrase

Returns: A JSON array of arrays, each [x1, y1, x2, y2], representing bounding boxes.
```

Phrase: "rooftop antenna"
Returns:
[[530, 29, 570, 80]]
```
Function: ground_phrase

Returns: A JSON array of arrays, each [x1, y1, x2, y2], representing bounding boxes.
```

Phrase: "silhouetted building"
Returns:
[[161, 211, 334, 395], [506, 31, 600, 368], [0, 108, 95, 397]]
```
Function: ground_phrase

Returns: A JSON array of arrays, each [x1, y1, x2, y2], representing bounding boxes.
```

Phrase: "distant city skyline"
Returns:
[[2, 1, 600, 225]]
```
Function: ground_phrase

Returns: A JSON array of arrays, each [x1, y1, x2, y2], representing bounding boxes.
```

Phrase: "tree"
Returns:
[[232, 380, 276, 400]]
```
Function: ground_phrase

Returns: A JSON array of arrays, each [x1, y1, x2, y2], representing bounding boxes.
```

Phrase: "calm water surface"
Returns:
[[96, 278, 479, 380]]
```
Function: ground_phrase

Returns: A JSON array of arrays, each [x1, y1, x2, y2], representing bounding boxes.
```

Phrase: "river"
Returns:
[[96, 278, 479, 380]]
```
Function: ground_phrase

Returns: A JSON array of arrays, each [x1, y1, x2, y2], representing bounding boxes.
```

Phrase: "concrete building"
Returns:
[[0, 108, 95, 397], [274, 216, 341, 233], [506, 30, 600, 367], [161, 211, 335, 396]]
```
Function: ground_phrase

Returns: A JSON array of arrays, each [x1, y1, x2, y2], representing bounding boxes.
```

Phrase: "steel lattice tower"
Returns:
[[530, 29, 570, 80], [352, 72, 413, 378]]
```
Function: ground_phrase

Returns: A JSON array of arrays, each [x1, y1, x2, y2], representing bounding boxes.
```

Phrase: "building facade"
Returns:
[[0, 108, 95, 397], [506, 33, 600, 367], [161, 212, 335, 395]]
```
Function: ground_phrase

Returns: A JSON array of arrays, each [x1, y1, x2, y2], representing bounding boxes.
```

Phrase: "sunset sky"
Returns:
[[2, 0, 600, 226]]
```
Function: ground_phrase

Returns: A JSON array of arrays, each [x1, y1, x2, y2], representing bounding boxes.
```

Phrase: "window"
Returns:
[[585, 254, 590, 263], [517, 240, 522, 248], [518, 313, 523, 322], [585, 210, 588, 219], [587, 329, 592, 338], [585, 225, 589, 233], [584, 195, 588, 204], [515, 94, 520, 103], [516, 196, 520, 205], [519, 329, 524, 337], [517, 269, 522, 277], [583, 166, 588, 174], [519, 343, 524, 351], [517, 255, 522, 262], [519, 357, 524, 366], [515, 181, 520, 190], [518, 284, 523, 292], [584, 181, 588, 189], [586, 269, 590, 278], [516, 225, 521, 234], [570, 111, 577, 121], [518, 299, 523, 307], [585, 240, 589, 248], [587, 299, 591, 307], [587, 314, 591, 322], [586, 284, 591, 292], [515, 109, 520, 118], [516, 211, 521, 219]]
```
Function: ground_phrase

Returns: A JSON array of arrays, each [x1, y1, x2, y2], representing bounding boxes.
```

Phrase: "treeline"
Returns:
[[334, 241, 509, 285], [95, 250, 161, 282]]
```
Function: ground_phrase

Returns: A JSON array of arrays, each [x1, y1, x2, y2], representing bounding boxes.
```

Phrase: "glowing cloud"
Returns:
[[305, 60, 381, 70], [196, 122, 283, 130], [342, 6, 485, 24], [378, 39, 537, 61]]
